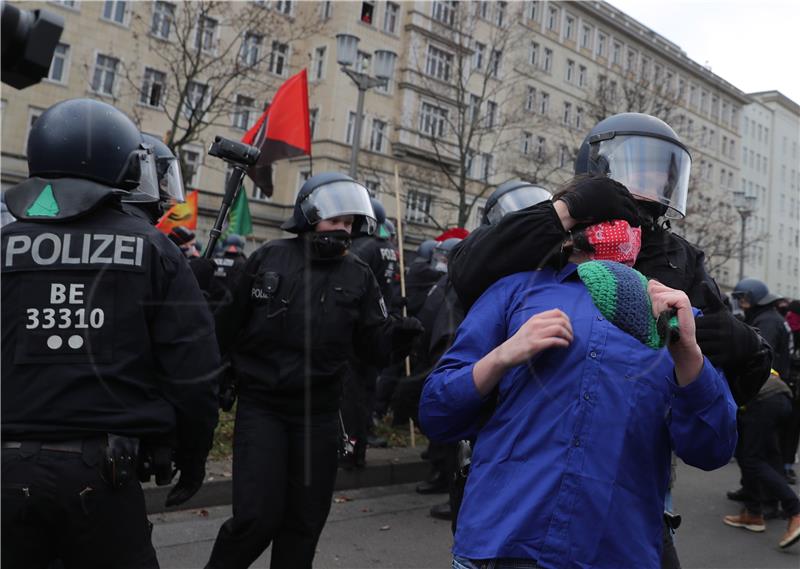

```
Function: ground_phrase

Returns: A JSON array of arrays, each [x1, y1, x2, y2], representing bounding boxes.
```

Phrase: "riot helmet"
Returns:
[[281, 172, 376, 235], [141, 133, 186, 204], [223, 233, 246, 254], [732, 278, 780, 308], [382, 219, 397, 239], [414, 239, 437, 263], [430, 238, 462, 273], [483, 180, 551, 225], [27, 98, 159, 201], [574, 113, 691, 218], [370, 198, 387, 226]]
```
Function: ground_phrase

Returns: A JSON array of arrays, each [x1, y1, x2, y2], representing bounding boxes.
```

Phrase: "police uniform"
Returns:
[[207, 173, 420, 569], [2, 178, 220, 569]]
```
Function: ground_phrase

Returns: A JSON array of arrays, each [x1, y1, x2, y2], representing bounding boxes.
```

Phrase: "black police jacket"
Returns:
[[350, 235, 398, 307], [747, 305, 791, 380], [448, 200, 771, 405], [215, 237, 396, 415], [1, 179, 220, 455], [403, 261, 444, 317]]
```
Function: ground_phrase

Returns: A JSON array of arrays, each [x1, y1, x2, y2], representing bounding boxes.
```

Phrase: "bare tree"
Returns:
[[586, 66, 683, 124], [110, 1, 321, 155]]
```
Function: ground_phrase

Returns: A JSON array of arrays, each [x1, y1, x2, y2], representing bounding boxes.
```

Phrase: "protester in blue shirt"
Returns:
[[420, 184, 737, 569]]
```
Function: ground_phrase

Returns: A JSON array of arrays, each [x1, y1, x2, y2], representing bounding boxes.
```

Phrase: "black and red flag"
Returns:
[[242, 69, 311, 197]]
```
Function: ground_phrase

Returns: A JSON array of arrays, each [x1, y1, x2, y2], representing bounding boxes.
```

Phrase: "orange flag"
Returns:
[[157, 190, 198, 233]]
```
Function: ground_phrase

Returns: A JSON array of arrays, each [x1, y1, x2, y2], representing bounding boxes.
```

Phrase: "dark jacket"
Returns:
[[448, 201, 771, 405], [747, 305, 791, 380], [216, 237, 397, 415], [403, 261, 444, 317], [350, 234, 398, 307], [1, 200, 220, 456]]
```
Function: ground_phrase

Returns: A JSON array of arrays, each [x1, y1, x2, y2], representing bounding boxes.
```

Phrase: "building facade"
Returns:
[[1, 1, 791, 293]]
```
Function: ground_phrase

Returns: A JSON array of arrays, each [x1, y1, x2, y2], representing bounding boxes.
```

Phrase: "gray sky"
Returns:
[[607, 0, 800, 104]]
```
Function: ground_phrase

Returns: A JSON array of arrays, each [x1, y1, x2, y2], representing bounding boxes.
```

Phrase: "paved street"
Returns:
[[152, 460, 799, 569]]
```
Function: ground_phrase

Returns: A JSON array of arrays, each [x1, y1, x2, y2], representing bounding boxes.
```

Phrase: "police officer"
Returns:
[[204, 234, 249, 309], [1, 98, 220, 568], [482, 180, 552, 225], [206, 172, 422, 569], [445, 113, 772, 567], [122, 133, 186, 225]]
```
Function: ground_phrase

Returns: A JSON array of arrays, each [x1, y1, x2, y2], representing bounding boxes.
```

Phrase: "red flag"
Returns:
[[435, 227, 470, 241], [243, 69, 311, 196]]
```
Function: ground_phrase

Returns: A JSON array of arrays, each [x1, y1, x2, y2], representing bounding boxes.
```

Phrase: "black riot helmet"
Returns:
[[414, 239, 437, 263], [430, 238, 462, 273], [732, 278, 780, 307], [223, 233, 246, 254], [27, 98, 159, 201], [141, 133, 186, 204], [574, 113, 692, 218], [281, 172, 376, 234], [363, 197, 387, 237], [483, 180, 551, 225]]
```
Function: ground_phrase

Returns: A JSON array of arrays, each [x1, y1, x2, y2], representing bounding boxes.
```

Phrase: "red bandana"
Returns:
[[584, 220, 642, 266]]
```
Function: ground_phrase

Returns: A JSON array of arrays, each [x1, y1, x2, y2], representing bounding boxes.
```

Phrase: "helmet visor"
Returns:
[[486, 185, 551, 225], [301, 181, 377, 234], [590, 135, 691, 218], [159, 158, 186, 203], [121, 146, 160, 203]]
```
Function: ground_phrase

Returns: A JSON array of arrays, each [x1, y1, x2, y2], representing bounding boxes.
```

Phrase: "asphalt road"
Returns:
[[152, 461, 800, 569]]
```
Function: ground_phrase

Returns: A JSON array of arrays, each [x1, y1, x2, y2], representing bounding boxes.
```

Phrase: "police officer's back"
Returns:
[[1, 99, 220, 569], [350, 198, 398, 307]]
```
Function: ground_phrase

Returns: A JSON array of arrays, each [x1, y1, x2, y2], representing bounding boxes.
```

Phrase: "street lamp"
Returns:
[[733, 190, 758, 282], [335, 33, 397, 178]]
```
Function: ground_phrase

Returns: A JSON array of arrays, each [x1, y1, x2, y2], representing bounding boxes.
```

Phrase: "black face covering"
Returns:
[[308, 230, 352, 258]]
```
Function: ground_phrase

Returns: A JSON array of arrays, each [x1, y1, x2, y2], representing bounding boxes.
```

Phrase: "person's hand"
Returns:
[[694, 282, 760, 370], [495, 309, 573, 368], [557, 176, 640, 228], [165, 453, 207, 508], [648, 280, 703, 386]]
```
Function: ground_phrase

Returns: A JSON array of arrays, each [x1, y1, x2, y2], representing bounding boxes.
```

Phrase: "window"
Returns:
[[195, 16, 217, 53], [364, 179, 380, 197], [179, 148, 201, 188], [612, 42, 621, 66], [370, 119, 387, 152], [522, 131, 532, 155], [528, 1, 539, 21], [275, 0, 293, 15], [485, 100, 497, 128], [91, 54, 119, 95], [346, 111, 358, 145], [139, 67, 166, 107], [360, 1, 375, 24], [406, 190, 432, 224], [597, 32, 607, 57], [432, 1, 456, 25], [542, 48, 552, 73], [489, 50, 502, 77], [689, 84, 698, 108], [575, 107, 583, 130], [311, 46, 326, 80], [473, 42, 486, 70], [562, 101, 572, 125], [578, 65, 587, 88], [528, 41, 539, 66], [51, 0, 77, 7], [477, 1, 489, 20], [729, 140, 735, 159], [539, 91, 550, 115], [536, 136, 546, 160], [547, 6, 558, 31], [150, 1, 174, 39], [309, 108, 318, 139], [426, 45, 453, 81], [525, 86, 536, 112], [711, 95, 719, 120], [182, 81, 207, 119], [565, 59, 575, 83], [700, 90, 708, 114], [356, 50, 372, 74], [240, 32, 263, 66], [269, 41, 289, 76], [481, 153, 493, 181], [495, 1, 506, 26], [419, 102, 448, 137], [232, 95, 255, 130], [581, 25, 592, 49], [559, 145, 570, 168], [468, 94, 481, 123], [47, 43, 69, 83], [564, 14, 575, 40], [102, 0, 126, 24], [320, 1, 333, 19], [384, 2, 399, 33]]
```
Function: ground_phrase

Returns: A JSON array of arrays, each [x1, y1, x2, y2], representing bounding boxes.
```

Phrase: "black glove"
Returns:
[[392, 316, 425, 358], [694, 282, 761, 369], [165, 453, 207, 508], [557, 176, 640, 226]]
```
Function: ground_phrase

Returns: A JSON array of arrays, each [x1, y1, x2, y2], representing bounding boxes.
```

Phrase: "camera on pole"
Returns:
[[204, 136, 261, 258], [1, 1, 64, 90]]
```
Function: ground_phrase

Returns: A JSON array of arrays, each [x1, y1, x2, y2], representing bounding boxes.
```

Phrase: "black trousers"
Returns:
[[341, 361, 377, 446], [207, 398, 339, 569], [737, 394, 800, 517], [1, 445, 158, 569]]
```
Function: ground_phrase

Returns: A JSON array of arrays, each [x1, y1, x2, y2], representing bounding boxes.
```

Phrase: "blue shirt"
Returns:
[[419, 265, 737, 569]]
